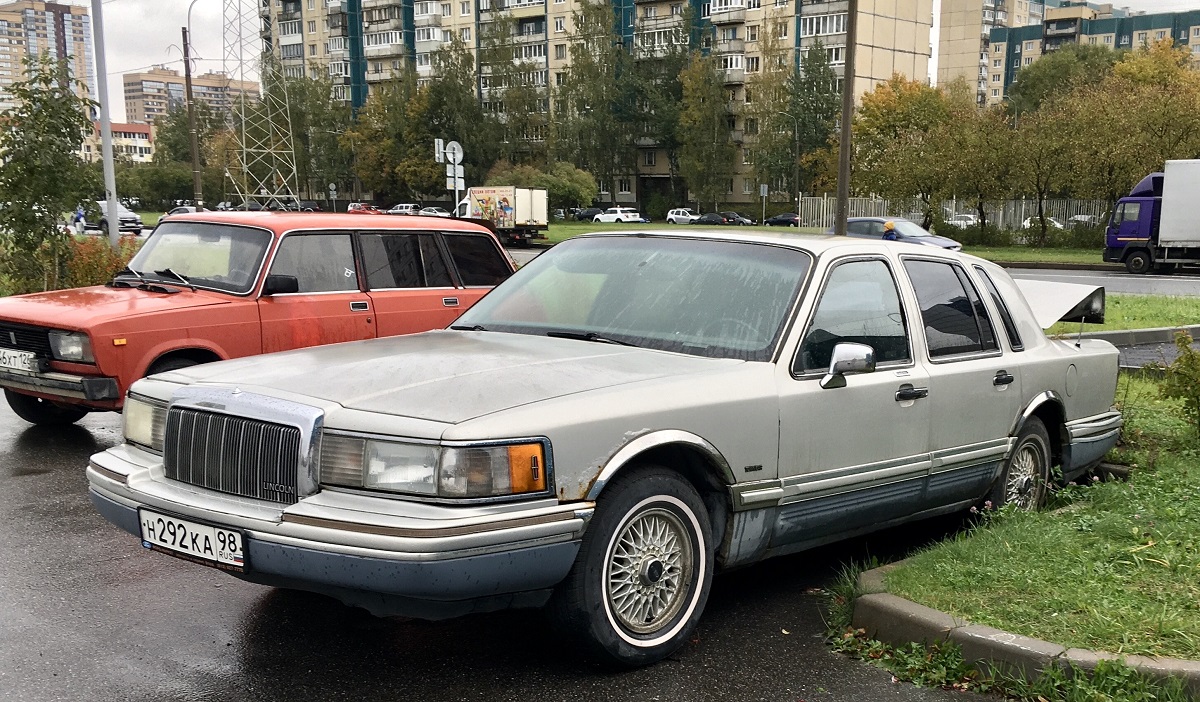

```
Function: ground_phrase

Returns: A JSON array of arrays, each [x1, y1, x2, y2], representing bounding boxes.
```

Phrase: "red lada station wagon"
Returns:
[[0, 211, 516, 425]]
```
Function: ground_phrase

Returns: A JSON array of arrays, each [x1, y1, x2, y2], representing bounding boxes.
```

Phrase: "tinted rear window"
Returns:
[[444, 233, 511, 286]]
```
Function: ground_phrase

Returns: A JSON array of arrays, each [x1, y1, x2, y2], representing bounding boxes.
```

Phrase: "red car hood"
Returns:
[[0, 285, 234, 330]]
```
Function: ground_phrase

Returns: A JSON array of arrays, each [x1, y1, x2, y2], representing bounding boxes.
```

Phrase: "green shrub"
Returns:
[[1048, 224, 1105, 249], [62, 235, 142, 289], [943, 224, 1017, 247], [1156, 331, 1200, 438], [642, 192, 671, 221]]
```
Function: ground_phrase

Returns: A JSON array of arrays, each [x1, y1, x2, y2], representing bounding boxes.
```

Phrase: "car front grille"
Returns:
[[163, 407, 302, 505], [0, 322, 51, 355]]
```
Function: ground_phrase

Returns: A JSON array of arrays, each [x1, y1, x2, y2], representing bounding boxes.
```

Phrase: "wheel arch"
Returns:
[[142, 346, 224, 377], [585, 431, 735, 553], [1012, 391, 1066, 468]]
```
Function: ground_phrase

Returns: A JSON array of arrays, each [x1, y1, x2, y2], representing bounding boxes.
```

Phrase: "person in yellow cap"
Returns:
[[882, 220, 899, 241]]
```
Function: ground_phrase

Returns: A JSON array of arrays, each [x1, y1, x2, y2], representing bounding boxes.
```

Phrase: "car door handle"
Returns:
[[443, 297, 459, 307], [895, 384, 928, 402], [993, 371, 1015, 386], [350, 301, 369, 312]]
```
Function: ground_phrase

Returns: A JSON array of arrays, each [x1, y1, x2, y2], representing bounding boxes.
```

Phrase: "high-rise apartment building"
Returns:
[[0, 0, 95, 113], [263, 0, 933, 204], [986, 3, 1200, 106], [937, 0, 1046, 104], [122, 66, 260, 125]]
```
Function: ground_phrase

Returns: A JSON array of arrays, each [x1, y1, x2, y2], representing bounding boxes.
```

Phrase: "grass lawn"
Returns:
[[137, 211, 161, 228], [963, 247, 1101, 265], [541, 221, 822, 244], [1047, 294, 1200, 335], [884, 374, 1200, 659]]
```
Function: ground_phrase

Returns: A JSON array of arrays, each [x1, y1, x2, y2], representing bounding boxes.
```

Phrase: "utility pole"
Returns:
[[89, 0, 120, 250], [182, 26, 204, 208], [834, 0, 858, 236]]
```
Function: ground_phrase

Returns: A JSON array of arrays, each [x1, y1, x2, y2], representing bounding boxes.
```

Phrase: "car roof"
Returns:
[[162, 210, 496, 236], [571, 228, 984, 261], [845, 216, 915, 223]]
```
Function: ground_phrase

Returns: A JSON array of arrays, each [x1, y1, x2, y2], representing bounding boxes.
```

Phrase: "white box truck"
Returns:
[[455, 186, 549, 245], [1104, 159, 1200, 273]]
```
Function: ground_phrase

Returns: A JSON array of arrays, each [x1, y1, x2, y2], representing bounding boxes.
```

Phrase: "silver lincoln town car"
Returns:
[[87, 230, 1122, 667]]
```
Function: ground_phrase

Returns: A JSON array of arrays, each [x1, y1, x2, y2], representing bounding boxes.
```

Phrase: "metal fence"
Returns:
[[796, 195, 1111, 230]]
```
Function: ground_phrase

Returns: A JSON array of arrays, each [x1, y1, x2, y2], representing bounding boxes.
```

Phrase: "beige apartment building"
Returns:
[[78, 121, 153, 163], [0, 0, 95, 113], [122, 66, 259, 125], [938, 0, 1045, 103], [265, 0, 933, 204]]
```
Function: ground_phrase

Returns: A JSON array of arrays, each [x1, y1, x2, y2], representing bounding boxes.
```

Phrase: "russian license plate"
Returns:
[[138, 508, 246, 572], [0, 348, 39, 373]]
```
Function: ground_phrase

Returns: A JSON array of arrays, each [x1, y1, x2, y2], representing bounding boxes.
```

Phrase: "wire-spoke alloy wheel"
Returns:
[[548, 466, 713, 667], [991, 417, 1051, 510]]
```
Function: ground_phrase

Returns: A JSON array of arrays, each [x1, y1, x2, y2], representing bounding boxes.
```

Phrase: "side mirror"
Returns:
[[262, 274, 299, 295], [820, 342, 876, 389]]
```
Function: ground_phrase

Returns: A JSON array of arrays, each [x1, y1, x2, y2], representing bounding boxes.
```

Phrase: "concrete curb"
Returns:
[[1079, 324, 1200, 346], [852, 563, 1200, 696], [993, 261, 1123, 272]]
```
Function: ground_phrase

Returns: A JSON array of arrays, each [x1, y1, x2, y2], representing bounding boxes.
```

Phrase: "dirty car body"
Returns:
[[87, 230, 1121, 667]]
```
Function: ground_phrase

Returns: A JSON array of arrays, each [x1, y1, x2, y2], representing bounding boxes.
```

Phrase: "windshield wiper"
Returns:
[[154, 268, 195, 291], [449, 324, 488, 331], [110, 265, 148, 287], [545, 330, 638, 347]]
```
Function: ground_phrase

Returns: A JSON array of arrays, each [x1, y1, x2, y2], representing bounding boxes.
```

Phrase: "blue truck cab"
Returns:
[[1104, 160, 1200, 274], [1103, 172, 1161, 274]]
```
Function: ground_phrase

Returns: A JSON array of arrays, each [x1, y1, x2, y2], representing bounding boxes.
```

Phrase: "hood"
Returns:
[[0, 285, 234, 330], [164, 330, 743, 424]]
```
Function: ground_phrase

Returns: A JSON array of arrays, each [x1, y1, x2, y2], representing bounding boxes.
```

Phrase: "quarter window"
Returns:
[[359, 233, 452, 288], [973, 266, 1023, 351], [443, 234, 511, 286], [270, 233, 359, 292], [797, 259, 910, 373], [903, 260, 998, 358]]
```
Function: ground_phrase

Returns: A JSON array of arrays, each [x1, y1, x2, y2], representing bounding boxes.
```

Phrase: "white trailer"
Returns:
[[456, 186, 549, 245]]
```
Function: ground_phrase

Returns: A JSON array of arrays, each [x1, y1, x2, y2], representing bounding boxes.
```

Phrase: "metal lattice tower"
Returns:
[[222, 0, 299, 205]]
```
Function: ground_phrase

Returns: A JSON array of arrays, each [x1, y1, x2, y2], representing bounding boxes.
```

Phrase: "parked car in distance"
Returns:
[[594, 206, 644, 223], [833, 217, 962, 251], [721, 211, 755, 226], [385, 203, 421, 215], [0, 211, 515, 426], [692, 212, 731, 225], [297, 200, 323, 212], [162, 205, 204, 220], [87, 231, 1121, 668], [88, 201, 143, 234], [945, 214, 978, 229], [419, 206, 452, 218], [573, 207, 604, 221], [763, 212, 799, 227], [666, 208, 701, 224], [1068, 214, 1099, 228], [1022, 216, 1065, 230]]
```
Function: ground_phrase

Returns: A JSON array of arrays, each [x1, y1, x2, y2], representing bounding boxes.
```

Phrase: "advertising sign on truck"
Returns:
[[458, 186, 549, 245]]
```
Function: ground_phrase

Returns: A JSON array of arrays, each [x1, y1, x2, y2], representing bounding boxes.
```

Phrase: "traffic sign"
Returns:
[[434, 138, 444, 163], [446, 177, 465, 191], [445, 140, 463, 165], [328, 182, 337, 192]]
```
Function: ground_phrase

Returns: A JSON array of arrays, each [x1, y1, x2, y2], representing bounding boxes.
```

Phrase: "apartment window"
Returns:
[[281, 43, 303, 58], [744, 88, 752, 103], [461, 27, 471, 40], [747, 0, 760, 7], [745, 117, 758, 135], [994, 43, 1002, 53], [993, 58, 1001, 67], [1194, 27, 1200, 37], [702, 2, 710, 17], [725, 179, 734, 194], [618, 179, 631, 194], [742, 148, 752, 165], [307, 0, 314, 8], [743, 179, 753, 194], [1023, 41, 1033, 51], [1088, 36, 1096, 44], [1023, 57, 1032, 65], [308, 43, 316, 55], [747, 25, 758, 41], [307, 20, 316, 33], [461, 1, 470, 13], [415, 52, 431, 67], [776, 21, 788, 39], [671, 3, 682, 14], [441, 2, 450, 14], [414, 27, 438, 42], [800, 13, 846, 37], [720, 54, 743, 70], [746, 55, 760, 72], [555, 17, 564, 32], [1156, 30, 1166, 40], [1104, 35, 1113, 44], [644, 151, 656, 167], [554, 43, 566, 59], [1137, 31, 1147, 43], [720, 27, 737, 41], [555, 71, 564, 85], [827, 45, 845, 65], [279, 20, 301, 35], [992, 73, 1000, 82]]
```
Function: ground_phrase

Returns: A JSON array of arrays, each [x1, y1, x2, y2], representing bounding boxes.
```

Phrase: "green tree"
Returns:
[[1016, 104, 1072, 246], [152, 100, 223, 166], [484, 160, 598, 209], [431, 36, 500, 189], [790, 40, 840, 191], [477, 9, 550, 165], [342, 74, 419, 203], [745, 9, 795, 204], [678, 50, 735, 209], [1006, 42, 1118, 115], [0, 55, 96, 291], [628, 11, 692, 202], [285, 76, 353, 201], [941, 80, 1013, 231]]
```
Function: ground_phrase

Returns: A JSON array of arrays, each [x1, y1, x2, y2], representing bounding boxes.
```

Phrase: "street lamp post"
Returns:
[[778, 111, 800, 213], [184, 0, 204, 207]]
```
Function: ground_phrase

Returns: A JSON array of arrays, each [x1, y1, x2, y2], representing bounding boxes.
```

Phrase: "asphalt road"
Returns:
[[0, 406, 992, 702], [1005, 267, 1200, 297]]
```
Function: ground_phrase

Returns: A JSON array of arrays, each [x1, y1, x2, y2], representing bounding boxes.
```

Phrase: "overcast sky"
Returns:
[[91, 0, 1200, 122]]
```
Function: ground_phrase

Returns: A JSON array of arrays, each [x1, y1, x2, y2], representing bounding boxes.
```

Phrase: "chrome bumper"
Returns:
[[1062, 410, 1123, 480], [0, 367, 118, 401], [87, 444, 593, 618]]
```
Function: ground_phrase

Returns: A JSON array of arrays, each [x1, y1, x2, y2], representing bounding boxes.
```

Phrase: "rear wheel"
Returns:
[[548, 466, 713, 667], [1125, 250, 1152, 275], [990, 418, 1051, 510], [5, 390, 89, 426]]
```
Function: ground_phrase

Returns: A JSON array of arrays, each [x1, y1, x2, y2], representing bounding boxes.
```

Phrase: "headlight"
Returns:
[[48, 331, 94, 363], [123, 395, 167, 452], [320, 434, 548, 499]]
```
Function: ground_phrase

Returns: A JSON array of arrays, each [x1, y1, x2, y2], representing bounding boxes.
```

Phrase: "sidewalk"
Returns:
[[1075, 325, 1200, 370]]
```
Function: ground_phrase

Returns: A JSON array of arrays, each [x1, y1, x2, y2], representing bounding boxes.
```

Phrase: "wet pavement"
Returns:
[[0, 407, 991, 702], [1119, 338, 1200, 369]]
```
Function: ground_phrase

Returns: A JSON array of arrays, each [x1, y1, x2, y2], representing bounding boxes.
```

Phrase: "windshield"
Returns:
[[127, 222, 272, 294], [455, 236, 812, 361], [893, 220, 933, 238]]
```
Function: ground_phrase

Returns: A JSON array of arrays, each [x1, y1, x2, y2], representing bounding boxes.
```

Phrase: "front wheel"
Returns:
[[5, 390, 89, 426], [548, 466, 713, 667], [989, 418, 1051, 510], [1125, 250, 1152, 275]]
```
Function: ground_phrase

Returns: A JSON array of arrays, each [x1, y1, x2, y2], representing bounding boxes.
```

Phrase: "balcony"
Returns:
[[326, 0, 342, 9], [729, 129, 743, 143], [1045, 22, 1079, 37], [515, 30, 547, 42], [710, 8, 745, 24], [414, 13, 442, 27], [723, 67, 744, 84], [716, 37, 744, 53]]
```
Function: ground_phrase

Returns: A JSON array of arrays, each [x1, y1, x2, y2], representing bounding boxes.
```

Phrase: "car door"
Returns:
[[439, 231, 514, 314], [258, 230, 376, 353], [899, 257, 1022, 507], [774, 256, 931, 547], [360, 230, 465, 337], [845, 221, 872, 239]]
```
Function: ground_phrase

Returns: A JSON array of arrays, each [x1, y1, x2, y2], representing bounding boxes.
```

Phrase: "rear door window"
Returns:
[[903, 259, 999, 359], [443, 233, 512, 286], [359, 232, 452, 289]]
